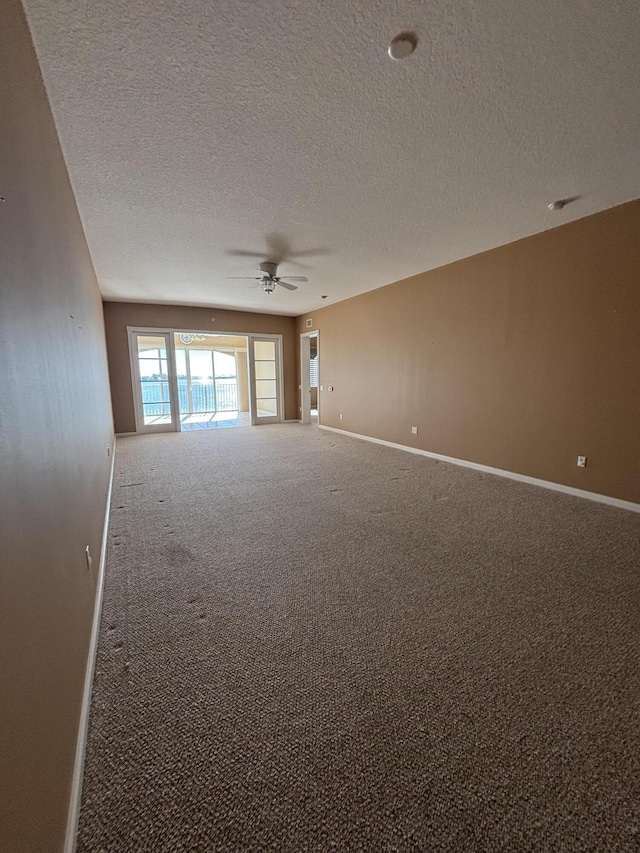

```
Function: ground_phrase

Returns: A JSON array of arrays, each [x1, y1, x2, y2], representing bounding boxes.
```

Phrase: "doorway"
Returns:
[[300, 330, 319, 425], [174, 333, 250, 429], [128, 328, 284, 433]]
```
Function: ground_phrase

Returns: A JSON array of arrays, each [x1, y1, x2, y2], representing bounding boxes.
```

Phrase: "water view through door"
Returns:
[[173, 333, 250, 429], [129, 329, 283, 432], [131, 331, 178, 433]]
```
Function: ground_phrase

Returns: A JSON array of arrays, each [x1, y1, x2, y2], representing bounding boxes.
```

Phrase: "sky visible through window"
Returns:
[[139, 348, 236, 380]]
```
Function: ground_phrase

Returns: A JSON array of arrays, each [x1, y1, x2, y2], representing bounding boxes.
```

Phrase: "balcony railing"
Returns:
[[141, 378, 239, 416]]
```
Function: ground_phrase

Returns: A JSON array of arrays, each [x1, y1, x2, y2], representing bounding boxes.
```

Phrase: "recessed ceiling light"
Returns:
[[320, 295, 328, 299], [548, 200, 566, 211], [388, 32, 418, 61]]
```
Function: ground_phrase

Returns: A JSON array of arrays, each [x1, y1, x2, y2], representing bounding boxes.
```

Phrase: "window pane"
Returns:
[[137, 336, 167, 358], [257, 398, 277, 416], [255, 360, 276, 380], [309, 354, 319, 387], [215, 379, 238, 411], [139, 359, 161, 379], [189, 349, 214, 381], [256, 380, 276, 398], [254, 340, 275, 360], [192, 382, 215, 412], [141, 381, 163, 403]]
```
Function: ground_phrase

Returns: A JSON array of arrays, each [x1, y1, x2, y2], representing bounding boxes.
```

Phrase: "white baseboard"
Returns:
[[319, 425, 640, 514], [115, 431, 137, 437], [64, 437, 117, 853]]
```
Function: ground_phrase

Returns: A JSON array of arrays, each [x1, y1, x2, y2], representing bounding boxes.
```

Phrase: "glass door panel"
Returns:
[[173, 333, 244, 428], [130, 331, 178, 433], [248, 336, 282, 424]]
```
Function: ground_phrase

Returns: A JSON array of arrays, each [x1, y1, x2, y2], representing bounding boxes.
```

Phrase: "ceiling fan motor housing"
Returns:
[[259, 261, 278, 278]]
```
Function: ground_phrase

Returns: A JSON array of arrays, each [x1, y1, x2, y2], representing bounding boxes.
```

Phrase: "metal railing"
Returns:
[[141, 379, 239, 415]]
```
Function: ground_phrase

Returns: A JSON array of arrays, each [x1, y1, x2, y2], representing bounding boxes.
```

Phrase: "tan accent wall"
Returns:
[[104, 303, 297, 432], [296, 201, 640, 504], [0, 3, 115, 850]]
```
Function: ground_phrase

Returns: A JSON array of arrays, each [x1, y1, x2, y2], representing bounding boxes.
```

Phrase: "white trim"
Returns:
[[127, 328, 179, 434], [115, 431, 137, 437], [64, 438, 117, 853], [319, 425, 640, 514], [283, 419, 302, 423]]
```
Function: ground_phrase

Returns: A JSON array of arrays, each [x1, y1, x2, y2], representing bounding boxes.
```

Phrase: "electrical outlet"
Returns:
[[339, 413, 343, 420], [107, 444, 111, 457], [411, 426, 418, 435], [85, 545, 92, 570], [577, 455, 587, 468]]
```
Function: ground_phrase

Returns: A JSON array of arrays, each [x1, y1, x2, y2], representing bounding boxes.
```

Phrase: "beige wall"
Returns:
[[297, 201, 640, 505], [0, 3, 115, 851], [104, 303, 297, 432]]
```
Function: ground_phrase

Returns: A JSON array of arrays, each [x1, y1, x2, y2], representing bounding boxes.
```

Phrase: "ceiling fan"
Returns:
[[227, 262, 308, 294]]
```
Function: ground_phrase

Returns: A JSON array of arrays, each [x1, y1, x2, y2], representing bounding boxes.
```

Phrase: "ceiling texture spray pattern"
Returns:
[[23, 0, 640, 315]]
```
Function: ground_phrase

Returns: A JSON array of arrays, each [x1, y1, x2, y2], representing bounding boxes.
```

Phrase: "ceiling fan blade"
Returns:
[[226, 250, 267, 259], [225, 276, 260, 280], [277, 280, 298, 291], [288, 248, 329, 259], [279, 275, 308, 282]]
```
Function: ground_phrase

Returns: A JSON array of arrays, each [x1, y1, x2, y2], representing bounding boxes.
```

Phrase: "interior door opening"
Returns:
[[300, 330, 319, 425]]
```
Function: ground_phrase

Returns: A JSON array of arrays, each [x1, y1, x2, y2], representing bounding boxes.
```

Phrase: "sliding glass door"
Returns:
[[174, 336, 245, 428]]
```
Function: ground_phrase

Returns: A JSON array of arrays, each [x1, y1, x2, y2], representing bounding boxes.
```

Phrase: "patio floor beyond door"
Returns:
[[180, 411, 251, 430]]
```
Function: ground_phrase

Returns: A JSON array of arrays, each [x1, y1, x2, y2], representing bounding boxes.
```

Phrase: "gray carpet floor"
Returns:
[[77, 425, 640, 852]]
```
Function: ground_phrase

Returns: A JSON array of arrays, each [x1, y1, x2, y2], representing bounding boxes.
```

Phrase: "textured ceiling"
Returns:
[[23, 0, 640, 316]]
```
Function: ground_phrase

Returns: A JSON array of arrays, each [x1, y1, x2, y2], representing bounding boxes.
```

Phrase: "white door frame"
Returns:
[[128, 328, 180, 433], [300, 329, 319, 425], [247, 334, 285, 425]]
